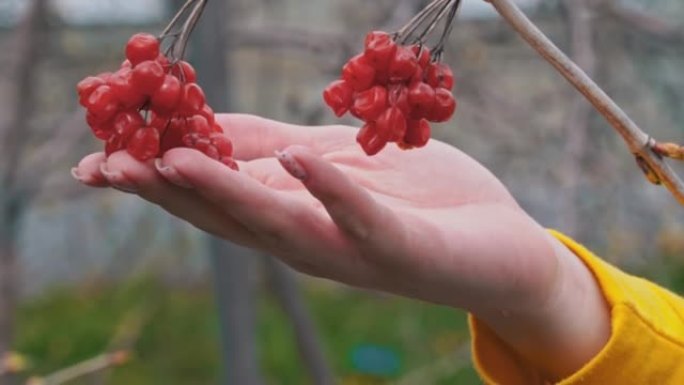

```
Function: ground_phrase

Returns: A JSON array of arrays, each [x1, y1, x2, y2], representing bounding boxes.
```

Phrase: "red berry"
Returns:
[[131, 60, 165, 95], [220, 157, 239, 170], [356, 123, 388, 156], [425, 63, 455, 90], [427, 88, 457, 122], [156, 53, 170, 69], [199, 104, 216, 127], [323, 80, 354, 117], [187, 115, 212, 136], [88, 120, 113, 140], [408, 82, 436, 118], [376, 106, 407, 142], [171, 61, 197, 83], [77, 76, 105, 106], [351, 85, 388, 121], [210, 133, 234, 157], [178, 83, 206, 115], [125, 33, 160, 67], [105, 134, 126, 156], [160, 118, 188, 152], [127, 126, 160, 161], [342, 54, 376, 92], [86, 85, 119, 122], [388, 46, 418, 82], [112, 111, 145, 139], [120, 60, 133, 70], [405, 119, 431, 147], [364, 31, 397, 72], [411, 45, 431, 69], [387, 84, 410, 115], [109, 68, 146, 108], [151, 75, 182, 113]]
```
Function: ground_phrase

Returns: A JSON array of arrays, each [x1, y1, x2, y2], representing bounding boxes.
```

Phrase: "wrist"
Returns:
[[473, 231, 611, 380]]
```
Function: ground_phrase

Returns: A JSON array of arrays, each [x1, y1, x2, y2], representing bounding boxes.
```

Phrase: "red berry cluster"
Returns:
[[77, 33, 237, 169], [323, 31, 457, 156]]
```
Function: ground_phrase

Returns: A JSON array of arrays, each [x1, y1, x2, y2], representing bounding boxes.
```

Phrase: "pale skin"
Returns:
[[73, 114, 610, 382]]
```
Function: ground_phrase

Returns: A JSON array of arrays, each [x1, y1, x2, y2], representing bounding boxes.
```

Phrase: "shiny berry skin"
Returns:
[[151, 75, 182, 113], [357, 123, 387, 156], [112, 111, 145, 139], [411, 45, 431, 69], [199, 104, 216, 127], [109, 68, 146, 108], [408, 82, 436, 118], [125, 33, 160, 67], [131, 60, 165, 95], [89, 120, 113, 140], [127, 126, 160, 161], [425, 63, 455, 90], [387, 84, 410, 116], [171, 61, 197, 83], [160, 118, 187, 152], [364, 31, 397, 72], [405, 119, 431, 147], [77, 76, 105, 106], [323, 80, 354, 117], [86, 85, 119, 122], [342, 54, 376, 92], [428, 88, 457, 122], [187, 115, 212, 136], [351, 85, 388, 121], [179, 83, 206, 115], [210, 133, 234, 157], [388, 46, 418, 82], [376, 106, 406, 141]]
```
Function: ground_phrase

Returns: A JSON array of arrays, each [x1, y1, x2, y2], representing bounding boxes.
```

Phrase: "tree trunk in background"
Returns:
[[190, 0, 264, 384], [0, 0, 47, 377], [559, 0, 596, 236], [265, 258, 335, 385]]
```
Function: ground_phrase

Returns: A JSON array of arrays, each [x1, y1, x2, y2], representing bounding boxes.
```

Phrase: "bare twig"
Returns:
[[25, 351, 130, 385], [486, 0, 684, 206]]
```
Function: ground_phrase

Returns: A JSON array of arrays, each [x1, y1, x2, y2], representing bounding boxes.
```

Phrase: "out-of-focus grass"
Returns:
[[15, 277, 480, 384]]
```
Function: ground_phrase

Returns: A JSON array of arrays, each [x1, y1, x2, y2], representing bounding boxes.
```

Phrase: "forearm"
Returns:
[[472, 231, 611, 381]]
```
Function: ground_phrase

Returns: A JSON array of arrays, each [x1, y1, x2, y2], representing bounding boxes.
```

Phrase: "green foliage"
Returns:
[[15, 279, 478, 384]]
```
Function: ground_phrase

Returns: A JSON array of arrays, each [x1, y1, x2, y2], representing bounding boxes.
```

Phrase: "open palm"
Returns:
[[75, 114, 560, 313]]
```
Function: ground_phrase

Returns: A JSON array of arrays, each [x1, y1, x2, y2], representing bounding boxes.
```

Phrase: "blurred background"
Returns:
[[0, 0, 683, 384]]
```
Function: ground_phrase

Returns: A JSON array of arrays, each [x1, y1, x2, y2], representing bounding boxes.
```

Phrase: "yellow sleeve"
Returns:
[[468, 230, 684, 385]]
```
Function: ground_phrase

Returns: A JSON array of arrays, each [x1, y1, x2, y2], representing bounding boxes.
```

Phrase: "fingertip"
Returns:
[[74, 152, 109, 187]]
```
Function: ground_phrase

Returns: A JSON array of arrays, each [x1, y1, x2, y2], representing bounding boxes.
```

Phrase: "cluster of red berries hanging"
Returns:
[[323, 0, 461, 156], [324, 32, 456, 156], [77, 32, 237, 169]]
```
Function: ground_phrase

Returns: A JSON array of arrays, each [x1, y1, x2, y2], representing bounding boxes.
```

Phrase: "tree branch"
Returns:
[[486, 0, 684, 206]]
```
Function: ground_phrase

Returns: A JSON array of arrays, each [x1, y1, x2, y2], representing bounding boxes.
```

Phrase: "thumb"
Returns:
[[276, 145, 395, 244]]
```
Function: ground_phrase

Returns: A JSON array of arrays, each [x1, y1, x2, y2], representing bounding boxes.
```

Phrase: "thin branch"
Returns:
[[486, 0, 684, 206], [25, 351, 130, 385]]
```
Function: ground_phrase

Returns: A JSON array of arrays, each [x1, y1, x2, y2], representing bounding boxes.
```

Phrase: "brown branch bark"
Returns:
[[486, 0, 684, 206], [559, 0, 597, 235]]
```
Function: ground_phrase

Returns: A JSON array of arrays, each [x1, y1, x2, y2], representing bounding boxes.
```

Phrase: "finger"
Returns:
[[100, 151, 259, 247], [158, 148, 354, 276], [276, 145, 404, 249], [72, 152, 109, 187], [238, 157, 305, 191], [217, 114, 354, 160]]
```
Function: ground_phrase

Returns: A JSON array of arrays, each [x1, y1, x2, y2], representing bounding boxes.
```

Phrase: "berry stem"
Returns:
[[160, 0, 197, 39], [396, 0, 450, 43], [432, 0, 461, 59], [158, 0, 209, 63]]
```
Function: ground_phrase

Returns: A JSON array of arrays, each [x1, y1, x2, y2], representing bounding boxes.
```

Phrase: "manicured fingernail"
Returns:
[[71, 167, 83, 182], [276, 150, 308, 181], [155, 159, 193, 188], [99, 163, 137, 193]]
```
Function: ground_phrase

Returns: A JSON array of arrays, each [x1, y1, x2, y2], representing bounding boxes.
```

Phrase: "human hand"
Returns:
[[73, 114, 609, 379]]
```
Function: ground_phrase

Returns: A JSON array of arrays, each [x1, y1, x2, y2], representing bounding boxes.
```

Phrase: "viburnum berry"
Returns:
[[342, 54, 376, 92], [77, 31, 238, 168], [323, 30, 457, 156], [323, 80, 354, 117], [127, 126, 160, 161], [351, 85, 388, 121], [125, 33, 160, 67]]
